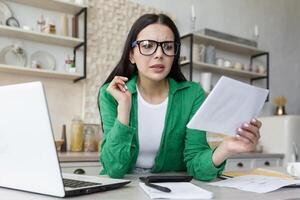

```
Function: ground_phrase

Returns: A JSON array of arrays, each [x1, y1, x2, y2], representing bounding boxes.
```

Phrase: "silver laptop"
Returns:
[[0, 82, 130, 197]]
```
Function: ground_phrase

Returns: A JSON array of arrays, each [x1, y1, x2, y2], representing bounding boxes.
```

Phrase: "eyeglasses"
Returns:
[[131, 40, 180, 56]]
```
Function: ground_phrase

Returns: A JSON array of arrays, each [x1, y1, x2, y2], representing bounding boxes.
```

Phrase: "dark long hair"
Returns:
[[103, 13, 186, 85]]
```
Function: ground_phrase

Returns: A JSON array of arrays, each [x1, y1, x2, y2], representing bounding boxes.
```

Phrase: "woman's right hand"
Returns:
[[106, 76, 131, 104], [106, 76, 131, 125]]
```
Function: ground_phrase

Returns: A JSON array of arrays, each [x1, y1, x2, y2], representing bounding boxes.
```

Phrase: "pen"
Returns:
[[283, 184, 300, 188], [145, 181, 171, 193], [218, 175, 233, 180]]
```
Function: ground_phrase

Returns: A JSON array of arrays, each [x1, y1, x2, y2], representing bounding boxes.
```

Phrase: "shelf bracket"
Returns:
[[73, 7, 87, 83], [250, 52, 269, 101], [180, 34, 194, 81]]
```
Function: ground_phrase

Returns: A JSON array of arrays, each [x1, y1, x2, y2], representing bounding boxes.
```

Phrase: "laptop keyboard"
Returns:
[[63, 178, 101, 188]]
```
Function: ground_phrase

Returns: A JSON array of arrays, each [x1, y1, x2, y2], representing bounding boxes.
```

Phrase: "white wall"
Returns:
[[130, 0, 300, 116]]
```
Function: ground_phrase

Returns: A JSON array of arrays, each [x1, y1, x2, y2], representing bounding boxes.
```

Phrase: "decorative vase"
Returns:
[[275, 106, 286, 116]]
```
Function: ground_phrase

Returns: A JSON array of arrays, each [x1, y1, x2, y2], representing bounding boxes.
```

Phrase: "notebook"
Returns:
[[0, 81, 130, 197], [140, 182, 213, 199]]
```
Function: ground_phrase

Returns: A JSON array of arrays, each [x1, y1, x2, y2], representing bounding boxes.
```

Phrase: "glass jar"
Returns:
[[84, 127, 97, 152], [70, 116, 84, 152]]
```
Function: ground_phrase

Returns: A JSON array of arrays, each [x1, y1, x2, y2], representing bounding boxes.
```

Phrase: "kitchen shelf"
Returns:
[[180, 33, 269, 99], [0, 64, 82, 80], [180, 60, 267, 79], [0, 25, 84, 47], [182, 33, 267, 56], [1, 0, 87, 82], [8, 0, 87, 15]]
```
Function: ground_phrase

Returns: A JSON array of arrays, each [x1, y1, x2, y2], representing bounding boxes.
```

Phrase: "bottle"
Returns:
[[60, 124, 67, 152], [37, 14, 45, 32], [70, 116, 84, 152], [65, 54, 71, 72]]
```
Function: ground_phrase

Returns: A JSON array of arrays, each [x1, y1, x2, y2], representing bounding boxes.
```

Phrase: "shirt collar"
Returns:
[[127, 74, 190, 95]]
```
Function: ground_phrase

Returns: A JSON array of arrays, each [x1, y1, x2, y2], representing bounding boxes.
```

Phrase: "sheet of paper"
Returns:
[[209, 175, 300, 193], [187, 76, 269, 135], [139, 182, 213, 199]]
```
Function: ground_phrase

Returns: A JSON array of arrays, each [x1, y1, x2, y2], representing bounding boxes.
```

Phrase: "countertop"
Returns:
[[58, 152, 99, 162], [58, 152, 284, 162], [1, 171, 299, 200]]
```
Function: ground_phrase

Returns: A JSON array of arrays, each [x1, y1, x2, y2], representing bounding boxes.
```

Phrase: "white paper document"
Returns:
[[209, 175, 300, 193], [187, 76, 269, 135], [139, 182, 213, 199]]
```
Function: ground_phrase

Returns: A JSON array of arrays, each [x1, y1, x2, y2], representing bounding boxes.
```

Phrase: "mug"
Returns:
[[216, 58, 224, 67], [223, 60, 232, 68], [234, 62, 243, 70], [286, 162, 300, 178]]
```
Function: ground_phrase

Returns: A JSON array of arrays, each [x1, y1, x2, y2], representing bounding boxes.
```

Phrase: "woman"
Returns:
[[98, 13, 261, 181]]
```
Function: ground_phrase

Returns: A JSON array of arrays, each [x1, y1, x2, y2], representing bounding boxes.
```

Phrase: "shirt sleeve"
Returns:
[[98, 84, 137, 178], [183, 84, 226, 181]]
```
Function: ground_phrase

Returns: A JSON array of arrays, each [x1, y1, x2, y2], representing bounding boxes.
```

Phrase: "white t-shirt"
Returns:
[[135, 86, 168, 169]]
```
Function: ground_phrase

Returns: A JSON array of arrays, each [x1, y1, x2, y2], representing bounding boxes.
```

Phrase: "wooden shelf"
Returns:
[[180, 60, 267, 79], [0, 64, 82, 80], [181, 33, 267, 56], [0, 25, 83, 47], [8, 0, 87, 15]]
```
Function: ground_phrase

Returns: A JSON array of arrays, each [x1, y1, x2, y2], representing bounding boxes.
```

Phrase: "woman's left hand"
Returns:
[[225, 118, 262, 153], [212, 118, 262, 166]]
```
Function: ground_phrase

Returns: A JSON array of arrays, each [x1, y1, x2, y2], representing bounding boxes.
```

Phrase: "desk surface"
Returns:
[[1, 172, 299, 200]]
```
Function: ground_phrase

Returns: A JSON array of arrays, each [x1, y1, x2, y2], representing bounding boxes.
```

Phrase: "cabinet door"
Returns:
[[254, 158, 282, 168], [60, 162, 102, 176], [225, 159, 254, 171]]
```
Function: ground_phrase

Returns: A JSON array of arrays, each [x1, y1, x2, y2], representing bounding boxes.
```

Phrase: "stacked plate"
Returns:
[[0, 45, 27, 67], [30, 51, 56, 70]]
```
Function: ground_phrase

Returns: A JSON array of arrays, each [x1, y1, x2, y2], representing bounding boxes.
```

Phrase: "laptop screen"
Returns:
[[0, 82, 65, 197]]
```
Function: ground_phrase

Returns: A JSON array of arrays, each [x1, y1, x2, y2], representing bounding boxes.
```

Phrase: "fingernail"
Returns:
[[238, 128, 243, 132], [251, 118, 256, 123], [236, 134, 241, 138], [124, 85, 128, 90], [244, 123, 249, 127]]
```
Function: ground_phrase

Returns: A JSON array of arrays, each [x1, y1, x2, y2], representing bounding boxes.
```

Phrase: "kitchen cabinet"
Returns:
[[225, 153, 284, 171], [60, 162, 102, 176], [258, 115, 300, 165], [59, 152, 101, 176]]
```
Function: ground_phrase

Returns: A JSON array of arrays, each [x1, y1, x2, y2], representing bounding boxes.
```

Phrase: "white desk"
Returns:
[[1, 172, 300, 200]]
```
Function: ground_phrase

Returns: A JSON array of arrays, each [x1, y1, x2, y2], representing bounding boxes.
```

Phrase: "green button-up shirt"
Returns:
[[98, 75, 226, 181]]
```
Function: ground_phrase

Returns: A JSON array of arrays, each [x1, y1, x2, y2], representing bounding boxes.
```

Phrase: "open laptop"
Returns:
[[0, 81, 130, 197]]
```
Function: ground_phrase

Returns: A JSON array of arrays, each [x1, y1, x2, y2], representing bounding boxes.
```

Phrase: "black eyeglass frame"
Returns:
[[131, 40, 180, 57]]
